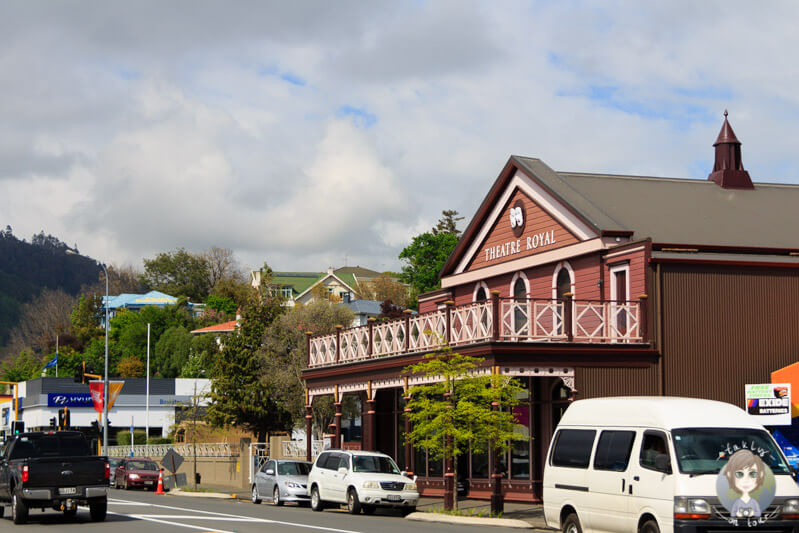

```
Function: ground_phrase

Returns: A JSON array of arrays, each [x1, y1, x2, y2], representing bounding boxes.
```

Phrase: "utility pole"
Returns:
[[192, 379, 199, 490], [145, 323, 150, 442]]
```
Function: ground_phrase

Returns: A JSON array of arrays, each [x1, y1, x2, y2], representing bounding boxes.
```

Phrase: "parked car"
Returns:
[[251, 459, 311, 506], [108, 458, 122, 486], [307, 450, 418, 515], [0, 431, 109, 524], [543, 397, 799, 533], [113, 458, 160, 490]]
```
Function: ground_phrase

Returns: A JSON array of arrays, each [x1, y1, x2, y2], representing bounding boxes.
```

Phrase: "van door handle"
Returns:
[[621, 479, 625, 492], [629, 485, 633, 495], [633, 476, 639, 481]]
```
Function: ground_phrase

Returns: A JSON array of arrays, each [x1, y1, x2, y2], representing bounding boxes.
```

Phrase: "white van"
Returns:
[[543, 397, 799, 533]]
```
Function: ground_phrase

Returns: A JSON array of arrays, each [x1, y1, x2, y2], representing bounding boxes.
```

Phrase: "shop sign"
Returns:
[[745, 383, 791, 426], [47, 393, 94, 408]]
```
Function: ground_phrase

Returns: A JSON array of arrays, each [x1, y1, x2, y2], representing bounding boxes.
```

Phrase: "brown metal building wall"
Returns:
[[662, 265, 799, 408], [576, 364, 660, 399]]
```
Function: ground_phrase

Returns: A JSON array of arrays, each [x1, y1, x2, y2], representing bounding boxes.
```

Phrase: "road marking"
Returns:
[[107, 498, 363, 533]]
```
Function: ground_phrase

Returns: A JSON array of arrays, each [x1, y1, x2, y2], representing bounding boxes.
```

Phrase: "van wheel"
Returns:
[[640, 519, 660, 533], [562, 513, 582, 533], [310, 486, 324, 512]]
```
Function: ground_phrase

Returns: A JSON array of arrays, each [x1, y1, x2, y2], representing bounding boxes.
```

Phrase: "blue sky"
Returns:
[[1, 1, 798, 273]]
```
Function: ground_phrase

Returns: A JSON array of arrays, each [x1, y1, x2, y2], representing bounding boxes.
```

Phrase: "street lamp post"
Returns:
[[101, 262, 109, 454]]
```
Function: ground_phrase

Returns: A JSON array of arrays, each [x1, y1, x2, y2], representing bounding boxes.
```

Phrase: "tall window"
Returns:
[[556, 269, 571, 300], [512, 276, 528, 336]]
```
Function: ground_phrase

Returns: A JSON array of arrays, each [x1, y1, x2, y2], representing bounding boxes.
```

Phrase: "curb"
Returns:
[[406, 511, 533, 529], [169, 490, 235, 499]]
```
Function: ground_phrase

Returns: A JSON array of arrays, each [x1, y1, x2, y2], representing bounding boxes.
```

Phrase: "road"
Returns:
[[3, 490, 520, 532]]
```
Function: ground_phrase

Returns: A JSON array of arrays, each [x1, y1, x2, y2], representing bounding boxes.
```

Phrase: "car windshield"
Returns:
[[127, 460, 158, 470], [109, 458, 122, 467], [672, 428, 791, 475], [352, 455, 401, 474], [278, 462, 310, 476]]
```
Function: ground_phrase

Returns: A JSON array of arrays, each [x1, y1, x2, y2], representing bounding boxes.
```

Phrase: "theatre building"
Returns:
[[301, 113, 799, 502]]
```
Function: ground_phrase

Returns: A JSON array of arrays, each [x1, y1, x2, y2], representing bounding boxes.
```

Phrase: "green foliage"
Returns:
[[262, 300, 355, 428], [432, 209, 464, 236], [206, 288, 292, 442], [204, 294, 237, 315], [0, 351, 44, 381], [117, 430, 148, 445], [404, 345, 525, 503], [154, 326, 193, 378], [147, 437, 173, 444], [117, 355, 145, 377], [139, 248, 212, 301], [399, 231, 459, 306], [70, 295, 103, 348]]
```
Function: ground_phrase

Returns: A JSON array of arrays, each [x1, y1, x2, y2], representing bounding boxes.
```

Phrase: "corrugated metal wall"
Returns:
[[577, 364, 660, 399], [662, 265, 799, 408]]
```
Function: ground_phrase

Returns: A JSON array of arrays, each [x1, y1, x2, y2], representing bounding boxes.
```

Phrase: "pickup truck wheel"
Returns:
[[89, 498, 107, 521], [310, 486, 324, 512], [64, 507, 78, 519], [347, 488, 362, 515], [12, 490, 29, 524], [0, 504, 4, 518]]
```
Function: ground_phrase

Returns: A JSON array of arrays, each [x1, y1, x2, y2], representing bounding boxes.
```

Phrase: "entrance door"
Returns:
[[609, 265, 629, 337]]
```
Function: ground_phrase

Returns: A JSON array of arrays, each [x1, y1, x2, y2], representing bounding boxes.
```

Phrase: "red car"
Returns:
[[113, 458, 160, 490]]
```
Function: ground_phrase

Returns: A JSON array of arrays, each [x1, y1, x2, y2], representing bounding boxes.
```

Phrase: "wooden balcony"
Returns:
[[307, 293, 648, 369]]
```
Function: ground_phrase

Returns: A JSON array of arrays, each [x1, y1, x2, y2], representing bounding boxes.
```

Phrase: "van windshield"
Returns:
[[672, 428, 791, 475]]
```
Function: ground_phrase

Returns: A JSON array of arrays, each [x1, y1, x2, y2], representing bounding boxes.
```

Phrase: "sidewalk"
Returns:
[[165, 484, 553, 530]]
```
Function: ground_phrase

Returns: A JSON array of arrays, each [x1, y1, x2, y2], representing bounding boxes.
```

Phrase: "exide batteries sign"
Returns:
[[745, 383, 791, 426]]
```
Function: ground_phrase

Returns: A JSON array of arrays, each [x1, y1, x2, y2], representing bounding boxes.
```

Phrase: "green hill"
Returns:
[[0, 226, 101, 350]]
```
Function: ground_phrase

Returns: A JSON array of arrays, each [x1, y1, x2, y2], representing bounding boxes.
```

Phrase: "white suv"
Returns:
[[308, 450, 419, 515]]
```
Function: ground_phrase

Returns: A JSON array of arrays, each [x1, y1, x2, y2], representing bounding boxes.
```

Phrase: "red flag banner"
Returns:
[[88, 381, 125, 413]]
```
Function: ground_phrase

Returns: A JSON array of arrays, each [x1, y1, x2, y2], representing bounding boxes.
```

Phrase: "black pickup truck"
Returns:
[[0, 431, 109, 524]]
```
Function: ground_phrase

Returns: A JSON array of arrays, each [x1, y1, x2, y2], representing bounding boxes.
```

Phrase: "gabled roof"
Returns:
[[441, 155, 799, 278], [266, 267, 388, 298]]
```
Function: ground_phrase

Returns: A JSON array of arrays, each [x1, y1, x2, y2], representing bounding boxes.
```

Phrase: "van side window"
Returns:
[[551, 429, 596, 468], [640, 432, 671, 473], [593, 430, 636, 472]]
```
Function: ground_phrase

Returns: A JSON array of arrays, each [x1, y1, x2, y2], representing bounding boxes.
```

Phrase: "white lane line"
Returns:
[[129, 515, 269, 521], [108, 498, 363, 533], [106, 510, 236, 533]]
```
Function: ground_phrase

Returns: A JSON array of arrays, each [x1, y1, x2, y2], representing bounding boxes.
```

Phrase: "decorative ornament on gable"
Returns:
[[509, 199, 526, 238], [708, 110, 754, 190]]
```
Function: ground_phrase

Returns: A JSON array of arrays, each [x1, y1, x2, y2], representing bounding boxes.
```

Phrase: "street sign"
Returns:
[[162, 448, 184, 474]]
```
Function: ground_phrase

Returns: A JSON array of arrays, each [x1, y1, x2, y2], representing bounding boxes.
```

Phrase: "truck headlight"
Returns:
[[405, 483, 417, 491], [362, 481, 380, 489], [674, 497, 710, 519]]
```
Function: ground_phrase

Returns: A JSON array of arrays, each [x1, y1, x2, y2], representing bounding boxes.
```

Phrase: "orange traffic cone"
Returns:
[[155, 468, 165, 495]]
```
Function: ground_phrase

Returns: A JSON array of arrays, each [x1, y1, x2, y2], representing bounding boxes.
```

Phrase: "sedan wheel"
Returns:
[[273, 486, 283, 506], [251, 485, 262, 504]]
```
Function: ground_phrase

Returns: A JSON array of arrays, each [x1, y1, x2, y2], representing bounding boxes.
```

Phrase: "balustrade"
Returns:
[[307, 297, 645, 368]]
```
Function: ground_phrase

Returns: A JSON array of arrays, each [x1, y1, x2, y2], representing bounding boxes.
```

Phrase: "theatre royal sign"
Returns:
[[482, 199, 557, 262]]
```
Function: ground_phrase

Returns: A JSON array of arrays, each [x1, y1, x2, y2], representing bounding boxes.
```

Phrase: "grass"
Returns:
[[175, 486, 218, 493]]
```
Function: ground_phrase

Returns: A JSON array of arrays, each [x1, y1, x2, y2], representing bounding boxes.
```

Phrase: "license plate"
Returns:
[[144, 481, 154, 485], [386, 495, 401, 502], [58, 487, 77, 495]]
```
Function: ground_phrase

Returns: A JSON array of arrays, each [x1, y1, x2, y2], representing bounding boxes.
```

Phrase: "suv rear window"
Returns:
[[551, 429, 596, 469], [317, 452, 341, 470]]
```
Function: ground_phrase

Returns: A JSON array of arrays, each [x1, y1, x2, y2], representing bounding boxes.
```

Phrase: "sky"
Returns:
[[2, 1, 799, 276]]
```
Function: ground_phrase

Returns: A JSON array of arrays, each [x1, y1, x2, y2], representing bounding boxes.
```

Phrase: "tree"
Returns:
[[404, 345, 525, 512], [70, 294, 103, 348], [206, 282, 292, 442], [203, 247, 244, 289], [432, 209, 464, 236], [139, 248, 212, 301], [153, 326, 193, 378], [4, 288, 76, 358], [117, 355, 145, 377], [262, 299, 354, 429], [0, 351, 43, 381], [353, 273, 409, 307], [399, 231, 459, 308]]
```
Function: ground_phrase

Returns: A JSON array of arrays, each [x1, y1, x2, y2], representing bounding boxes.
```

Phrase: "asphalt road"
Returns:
[[1, 490, 519, 532]]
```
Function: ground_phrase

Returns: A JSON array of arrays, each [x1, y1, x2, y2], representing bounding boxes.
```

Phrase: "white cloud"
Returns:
[[2, 0, 799, 274]]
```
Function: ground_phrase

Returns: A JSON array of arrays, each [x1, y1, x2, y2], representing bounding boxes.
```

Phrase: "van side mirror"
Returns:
[[655, 453, 672, 474]]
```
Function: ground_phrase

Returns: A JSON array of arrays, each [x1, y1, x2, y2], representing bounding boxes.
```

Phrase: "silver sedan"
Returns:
[[252, 459, 311, 506]]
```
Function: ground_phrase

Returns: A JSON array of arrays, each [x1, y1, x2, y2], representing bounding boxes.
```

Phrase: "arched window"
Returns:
[[552, 262, 575, 336], [556, 269, 571, 300], [509, 273, 529, 337], [473, 281, 489, 302]]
